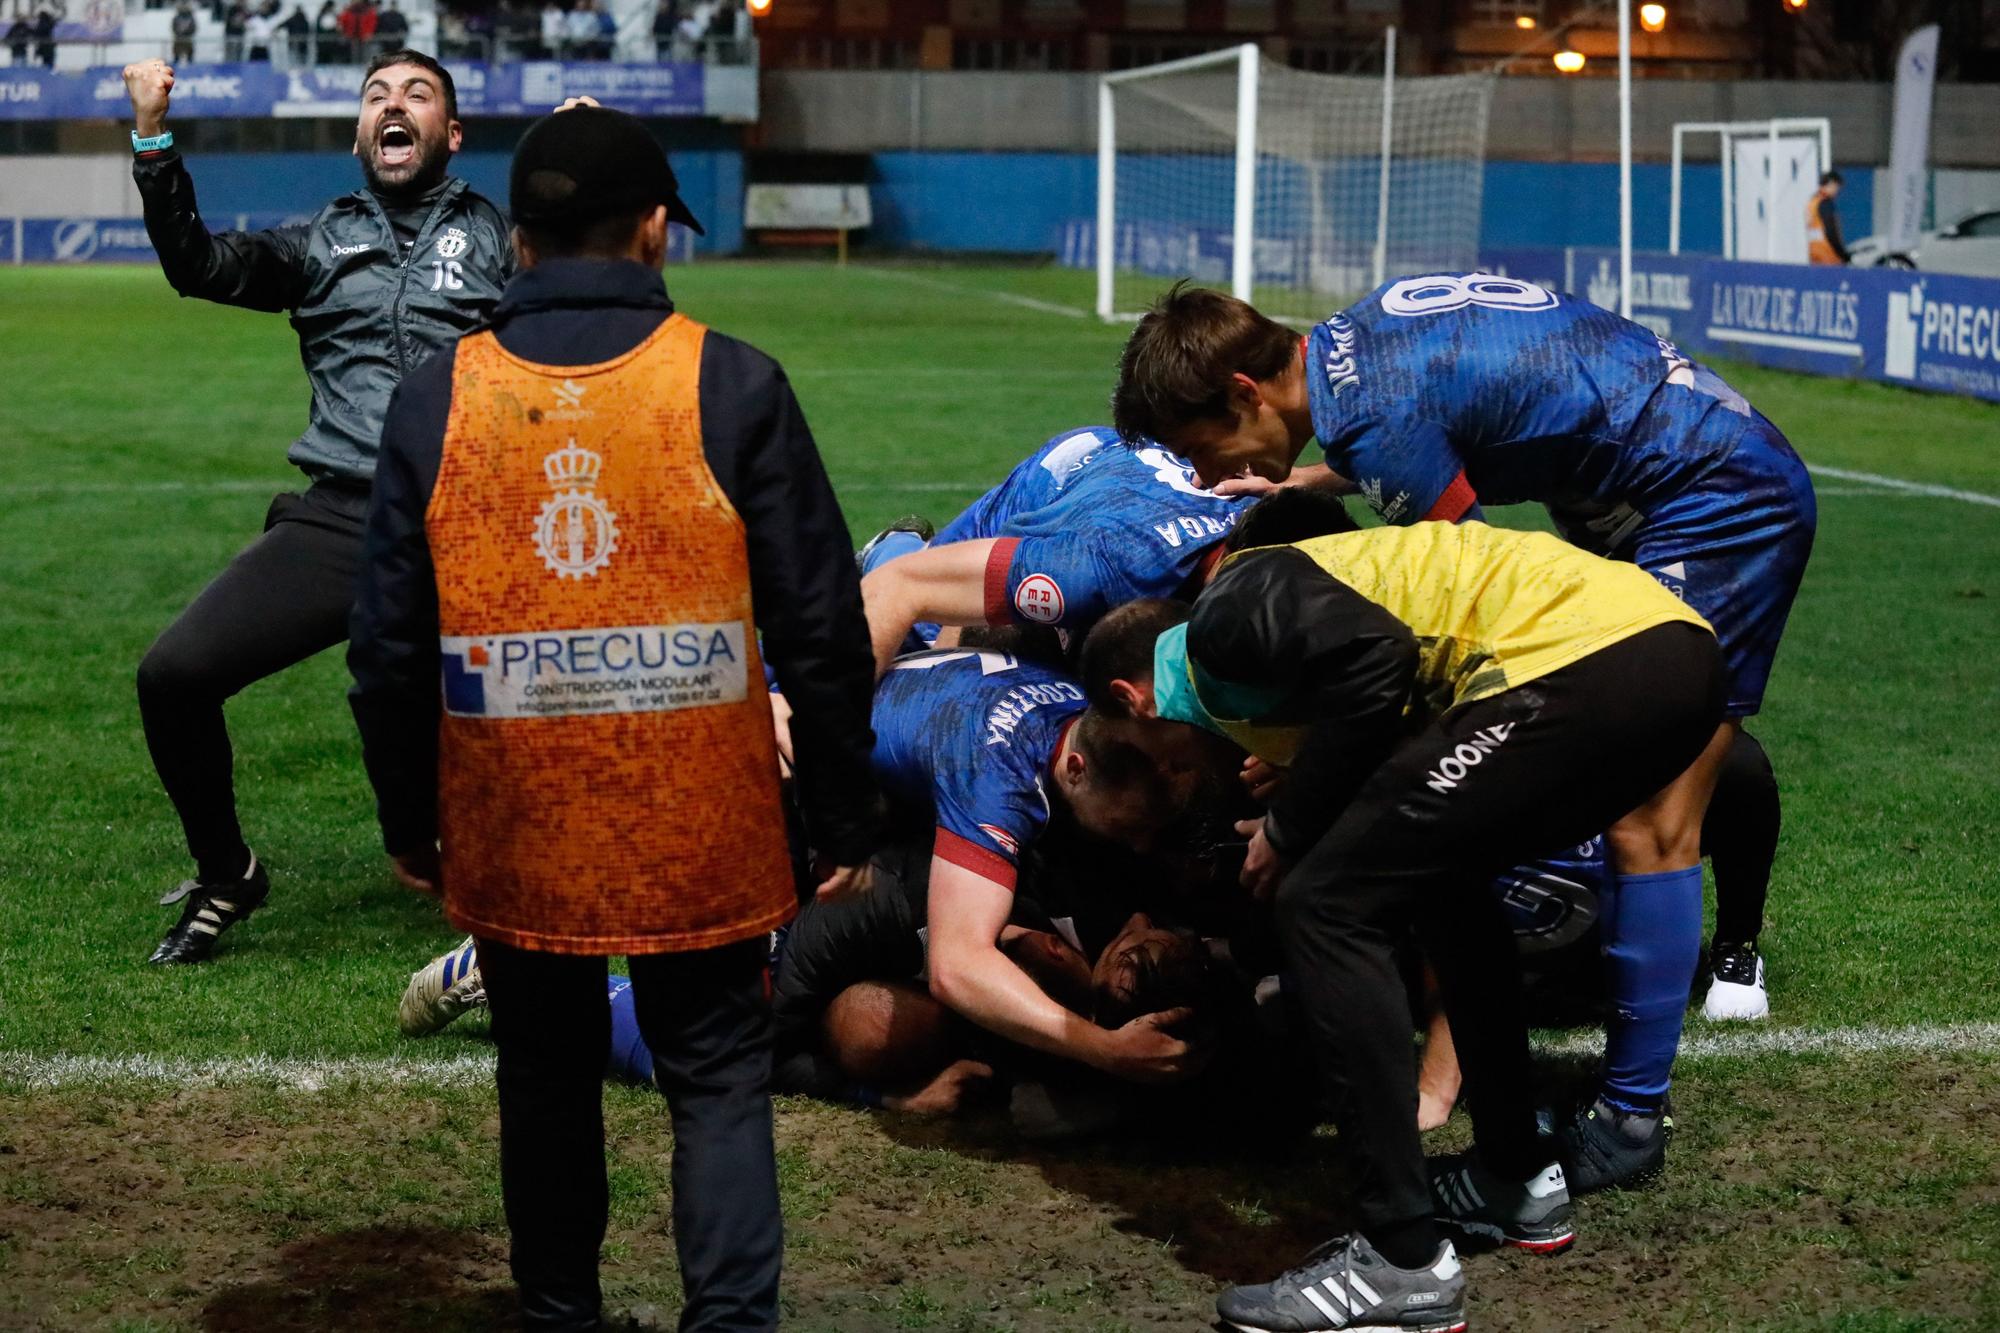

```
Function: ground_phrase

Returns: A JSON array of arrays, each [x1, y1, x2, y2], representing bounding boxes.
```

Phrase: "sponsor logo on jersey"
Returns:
[[1423, 722, 1515, 794], [1358, 477, 1413, 525], [1014, 573, 1065, 624], [440, 621, 747, 719], [1648, 560, 1688, 601], [534, 441, 620, 579], [435, 226, 470, 260], [977, 824, 1020, 857]]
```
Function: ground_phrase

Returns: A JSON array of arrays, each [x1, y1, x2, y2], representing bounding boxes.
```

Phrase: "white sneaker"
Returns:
[[1702, 942, 1769, 1021], [397, 936, 486, 1037]]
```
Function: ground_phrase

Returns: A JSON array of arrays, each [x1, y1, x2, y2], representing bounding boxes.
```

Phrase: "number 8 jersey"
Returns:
[[1308, 272, 1761, 528]]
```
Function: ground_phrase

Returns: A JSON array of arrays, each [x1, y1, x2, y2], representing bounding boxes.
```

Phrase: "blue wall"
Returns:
[[179, 148, 745, 254], [858, 152, 1873, 260], [167, 148, 1870, 263]]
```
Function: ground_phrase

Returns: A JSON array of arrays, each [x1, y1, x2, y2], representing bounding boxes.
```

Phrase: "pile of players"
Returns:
[[393, 274, 1815, 1333]]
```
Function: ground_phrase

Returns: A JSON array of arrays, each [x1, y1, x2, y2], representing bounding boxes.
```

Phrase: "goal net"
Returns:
[[1096, 44, 1495, 325]]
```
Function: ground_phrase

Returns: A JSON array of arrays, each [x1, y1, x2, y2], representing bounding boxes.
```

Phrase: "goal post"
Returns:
[[1096, 40, 1495, 325], [1670, 119, 1833, 263]]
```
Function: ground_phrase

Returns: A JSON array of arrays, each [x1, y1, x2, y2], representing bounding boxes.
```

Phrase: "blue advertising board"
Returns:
[[1483, 246, 2000, 405], [0, 60, 705, 120]]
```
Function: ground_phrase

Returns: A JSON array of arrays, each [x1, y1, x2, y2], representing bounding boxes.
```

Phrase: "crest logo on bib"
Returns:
[[534, 440, 620, 580], [435, 227, 470, 260]]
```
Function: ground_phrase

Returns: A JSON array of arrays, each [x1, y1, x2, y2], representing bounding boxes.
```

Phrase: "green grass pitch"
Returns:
[[1, 262, 1997, 1330]]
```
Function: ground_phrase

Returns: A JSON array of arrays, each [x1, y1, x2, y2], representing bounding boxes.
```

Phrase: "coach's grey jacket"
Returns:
[[134, 149, 513, 483]]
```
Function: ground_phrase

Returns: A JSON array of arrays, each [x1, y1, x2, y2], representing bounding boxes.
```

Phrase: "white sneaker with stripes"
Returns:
[[397, 937, 486, 1037], [1215, 1233, 1466, 1333]]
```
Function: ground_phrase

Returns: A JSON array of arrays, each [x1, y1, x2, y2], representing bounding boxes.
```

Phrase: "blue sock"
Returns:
[[605, 975, 656, 1086], [1598, 865, 1704, 1115]]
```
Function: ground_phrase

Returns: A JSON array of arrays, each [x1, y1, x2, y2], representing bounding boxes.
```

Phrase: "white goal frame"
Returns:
[[1097, 38, 1408, 322], [1669, 118, 1833, 260]]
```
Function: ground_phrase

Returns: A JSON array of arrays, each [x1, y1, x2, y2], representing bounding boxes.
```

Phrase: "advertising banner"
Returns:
[[1885, 25, 1940, 254], [1483, 245, 2000, 405], [0, 60, 705, 120]]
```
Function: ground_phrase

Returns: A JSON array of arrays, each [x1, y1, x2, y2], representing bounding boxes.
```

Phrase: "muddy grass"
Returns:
[[1, 1054, 1995, 1331]]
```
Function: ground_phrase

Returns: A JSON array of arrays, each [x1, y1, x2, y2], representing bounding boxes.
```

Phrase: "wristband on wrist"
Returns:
[[131, 129, 174, 154]]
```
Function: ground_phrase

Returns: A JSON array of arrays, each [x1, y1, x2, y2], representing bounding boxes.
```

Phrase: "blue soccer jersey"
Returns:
[[933, 427, 1251, 636], [870, 648, 1087, 890], [1306, 272, 1761, 527]]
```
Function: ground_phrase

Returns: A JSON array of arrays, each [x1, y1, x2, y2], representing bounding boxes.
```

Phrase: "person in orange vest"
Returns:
[[348, 103, 883, 1332], [1807, 170, 1850, 265]]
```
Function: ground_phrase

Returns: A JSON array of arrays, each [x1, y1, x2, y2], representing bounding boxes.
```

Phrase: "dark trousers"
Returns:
[[480, 936, 783, 1333], [1275, 623, 1725, 1240], [136, 483, 367, 882]]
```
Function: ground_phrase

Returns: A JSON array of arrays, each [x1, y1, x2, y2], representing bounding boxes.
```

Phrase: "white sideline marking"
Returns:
[[3, 1022, 1995, 1092], [1804, 465, 2000, 509], [850, 266, 1091, 319]]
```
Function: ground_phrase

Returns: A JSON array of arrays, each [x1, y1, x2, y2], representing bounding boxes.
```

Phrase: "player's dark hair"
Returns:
[[516, 205, 655, 260], [1820, 170, 1844, 187], [362, 49, 457, 123], [1093, 925, 1225, 1030], [1111, 280, 1300, 446], [1077, 599, 1191, 713], [1070, 708, 1167, 800], [1223, 489, 1360, 553]]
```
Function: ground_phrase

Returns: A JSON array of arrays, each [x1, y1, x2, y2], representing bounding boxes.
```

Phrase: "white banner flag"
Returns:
[[1885, 24, 1940, 255]]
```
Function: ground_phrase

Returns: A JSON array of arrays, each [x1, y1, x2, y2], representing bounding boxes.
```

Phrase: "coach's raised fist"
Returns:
[[123, 59, 175, 137]]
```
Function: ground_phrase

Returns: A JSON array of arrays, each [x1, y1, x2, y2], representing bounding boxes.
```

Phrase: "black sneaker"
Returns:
[[149, 853, 270, 965], [1215, 1233, 1466, 1333], [1557, 1095, 1671, 1194], [855, 515, 935, 573], [1428, 1153, 1574, 1255]]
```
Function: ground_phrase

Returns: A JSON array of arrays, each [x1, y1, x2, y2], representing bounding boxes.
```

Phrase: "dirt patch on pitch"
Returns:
[[0, 1056, 1996, 1330]]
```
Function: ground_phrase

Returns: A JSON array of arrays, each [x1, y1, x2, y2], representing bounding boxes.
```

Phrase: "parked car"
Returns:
[[1848, 208, 2000, 278]]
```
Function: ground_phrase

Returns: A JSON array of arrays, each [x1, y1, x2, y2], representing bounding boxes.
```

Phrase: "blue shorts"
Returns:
[[1628, 419, 1817, 717]]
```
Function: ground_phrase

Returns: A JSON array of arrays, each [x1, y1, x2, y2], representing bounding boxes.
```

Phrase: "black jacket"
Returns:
[[133, 150, 513, 482], [347, 258, 885, 869], [1188, 547, 1420, 856]]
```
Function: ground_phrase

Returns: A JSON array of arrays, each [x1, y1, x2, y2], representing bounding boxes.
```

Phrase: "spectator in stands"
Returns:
[[313, 0, 339, 60], [171, 1, 198, 62], [675, 0, 717, 55], [374, 0, 407, 47], [281, 2, 311, 61], [593, 0, 615, 58], [538, 0, 563, 56], [6, 14, 32, 64], [245, 2, 277, 60], [337, 0, 375, 58], [1806, 170, 1850, 267], [222, 1, 246, 58], [32, 5, 56, 66], [563, 0, 598, 58], [651, 0, 676, 59]]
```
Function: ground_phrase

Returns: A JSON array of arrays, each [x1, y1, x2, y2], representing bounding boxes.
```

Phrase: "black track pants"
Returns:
[[136, 483, 368, 881], [481, 936, 783, 1333], [1273, 622, 1726, 1242]]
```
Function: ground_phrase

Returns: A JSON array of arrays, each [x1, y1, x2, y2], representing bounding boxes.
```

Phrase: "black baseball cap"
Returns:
[[509, 105, 705, 235]]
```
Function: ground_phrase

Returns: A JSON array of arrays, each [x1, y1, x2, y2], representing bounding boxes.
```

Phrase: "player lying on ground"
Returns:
[[1113, 276, 1816, 1024], [1080, 519, 1727, 1333], [862, 647, 1209, 1084], [122, 49, 513, 963]]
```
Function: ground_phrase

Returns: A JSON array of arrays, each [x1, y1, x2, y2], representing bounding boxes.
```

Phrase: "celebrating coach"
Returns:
[[348, 105, 883, 1331], [123, 51, 511, 964]]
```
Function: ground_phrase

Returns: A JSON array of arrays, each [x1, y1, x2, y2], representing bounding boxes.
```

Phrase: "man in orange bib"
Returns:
[[349, 105, 882, 1332]]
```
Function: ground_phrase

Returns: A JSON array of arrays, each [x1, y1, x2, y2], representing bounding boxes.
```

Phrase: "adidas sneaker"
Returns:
[[1702, 941, 1770, 1021], [398, 936, 487, 1037], [148, 853, 270, 965], [1215, 1233, 1466, 1333]]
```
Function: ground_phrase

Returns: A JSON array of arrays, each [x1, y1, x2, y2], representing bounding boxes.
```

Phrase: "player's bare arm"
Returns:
[[924, 857, 1207, 1084], [858, 538, 998, 678]]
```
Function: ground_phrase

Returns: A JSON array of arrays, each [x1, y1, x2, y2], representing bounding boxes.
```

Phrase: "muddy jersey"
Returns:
[[933, 427, 1251, 636], [869, 649, 1085, 891], [1306, 272, 1770, 536]]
